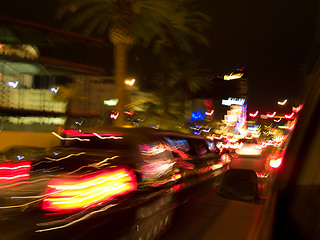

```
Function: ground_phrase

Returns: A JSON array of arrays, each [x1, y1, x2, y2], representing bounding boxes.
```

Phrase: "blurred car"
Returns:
[[0, 127, 230, 240], [235, 138, 263, 156], [230, 137, 271, 198], [212, 137, 241, 157]]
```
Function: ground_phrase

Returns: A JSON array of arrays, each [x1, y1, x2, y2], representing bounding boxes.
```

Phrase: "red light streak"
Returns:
[[205, 110, 214, 116], [292, 104, 303, 113], [59, 130, 92, 137], [198, 166, 212, 173], [249, 111, 259, 117], [0, 161, 31, 183], [285, 112, 294, 119], [171, 183, 185, 192], [267, 112, 276, 118], [172, 149, 190, 159], [110, 110, 119, 119], [42, 168, 136, 212], [124, 110, 134, 115], [287, 123, 296, 130], [269, 158, 282, 169], [150, 173, 182, 187], [221, 153, 231, 162], [175, 160, 194, 170], [204, 98, 213, 107], [258, 183, 266, 189]]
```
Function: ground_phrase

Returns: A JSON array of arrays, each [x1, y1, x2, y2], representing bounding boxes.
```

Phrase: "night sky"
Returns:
[[1, 0, 319, 114], [198, 0, 320, 113]]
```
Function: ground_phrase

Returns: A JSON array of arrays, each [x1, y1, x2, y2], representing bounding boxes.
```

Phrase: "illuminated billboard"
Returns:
[[222, 97, 246, 106]]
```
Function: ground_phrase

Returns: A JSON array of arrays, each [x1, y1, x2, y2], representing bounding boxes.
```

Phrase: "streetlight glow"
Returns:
[[278, 99, 287, 105], [267, 112, 276, 118], [104, 99, 119, 106], [125, 79, 135, 86]]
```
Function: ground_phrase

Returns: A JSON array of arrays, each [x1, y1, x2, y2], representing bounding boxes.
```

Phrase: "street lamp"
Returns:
[[278, 99, 287, 105], [125, 78, 135, 86]]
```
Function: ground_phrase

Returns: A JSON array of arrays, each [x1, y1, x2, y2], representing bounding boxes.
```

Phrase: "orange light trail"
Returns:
[[51, 132, 90, 141], [36, 204, 116, 232], [41, 152, 86, 163], [42, 168, 136, 212], [93, 133, 123, 139]]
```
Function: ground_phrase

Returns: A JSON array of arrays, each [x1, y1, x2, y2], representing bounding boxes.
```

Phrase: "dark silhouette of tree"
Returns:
[[56, 0, 182, 126]]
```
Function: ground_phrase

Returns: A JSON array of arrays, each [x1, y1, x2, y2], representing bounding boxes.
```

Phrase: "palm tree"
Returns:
[[151, 0, 212, 116], [170, 56, 211, 107], [153, 56, 211, 122], [52, 83, 87, 130], [56, 0, 180, 126]]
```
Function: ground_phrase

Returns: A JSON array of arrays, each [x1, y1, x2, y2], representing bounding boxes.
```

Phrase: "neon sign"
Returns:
[[8, 81, 18, 88], [125, 79, 135, 86], [50, 87, 59, 93], [222, 97, 245, 106], [189, 110, 206, 121]]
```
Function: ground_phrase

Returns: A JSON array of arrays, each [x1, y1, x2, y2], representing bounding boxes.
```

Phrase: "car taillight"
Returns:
[[42, 168, 137, 212], [0, 161, 31, 184], [269, 157, 282, 169]]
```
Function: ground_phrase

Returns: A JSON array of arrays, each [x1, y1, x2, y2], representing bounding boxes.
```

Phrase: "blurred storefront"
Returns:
[[0, 15, 113, 132]]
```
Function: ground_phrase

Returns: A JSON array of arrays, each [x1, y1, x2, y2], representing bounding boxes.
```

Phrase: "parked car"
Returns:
[[0, 127, 230, 239]]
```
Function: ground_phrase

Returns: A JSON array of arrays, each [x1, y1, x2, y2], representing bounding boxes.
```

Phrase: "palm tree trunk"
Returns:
[[114, 42, 127, 126], [64, 101, 73, 130], [160, 46, 170, 117]]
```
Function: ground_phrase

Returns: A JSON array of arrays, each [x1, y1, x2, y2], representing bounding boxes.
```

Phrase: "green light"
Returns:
[[104, 99, 118, 106]]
